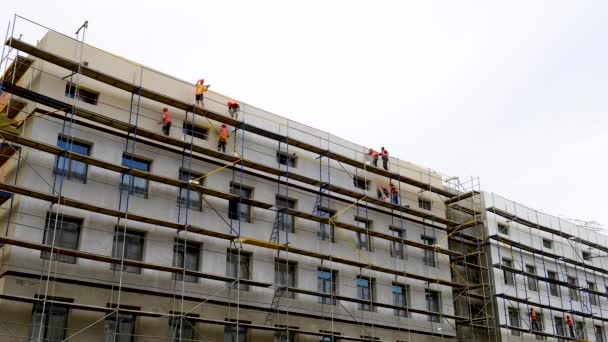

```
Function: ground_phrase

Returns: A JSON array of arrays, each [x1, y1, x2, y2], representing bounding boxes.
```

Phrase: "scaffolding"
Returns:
[[0, 16, 497, 341]]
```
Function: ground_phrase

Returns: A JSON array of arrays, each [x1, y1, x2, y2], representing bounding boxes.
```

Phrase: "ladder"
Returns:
[[265, 284, 287, 326], [269, 208, 287, 244], [312, 182, 330, 215]]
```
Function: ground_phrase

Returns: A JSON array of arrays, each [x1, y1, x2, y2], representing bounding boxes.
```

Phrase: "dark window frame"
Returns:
[[172, 239, 202, 283], [41, 213, 82, 264], [229, 183, 253, 223], [352, 176, 369, 190], [120, 153, 151, 198], [276, 151, 297, 168], [65, 82, 99, 105], [177, 168, 204, 212], [182, 121, 209, 140], [54, 135, 92, 183], [317, 268, 338, 305], [226, 249, 252, 291], [418, 197, 431, 210], [111, 228, 145, 274]]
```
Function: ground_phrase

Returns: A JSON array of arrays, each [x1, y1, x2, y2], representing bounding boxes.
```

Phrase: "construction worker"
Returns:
[[377, 185, 389, 201], [158, 107, 171, 136], [368, 148, 379, 167], [529, 308, 539, 331], [565, 315, 574, 337], [227, 100, 240, 120], [380, 147, 389, 171], [217, 124, 229, 153], [195, 79, 209, 107], [389, 181, 399, 205]]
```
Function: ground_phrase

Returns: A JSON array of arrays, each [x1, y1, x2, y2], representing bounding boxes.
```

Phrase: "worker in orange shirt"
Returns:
[[217, 124, 229, 153], [368, 148, 379, 167], [565, 315, 574, 337], [380, 147, 389, 171], [377, 185, 389, 201], [227, 100, 240, 120], [195, 79, 210, 107], [158, 107, 172, 136], [389, 181, 399, 205], [529, 308, 539, 331]]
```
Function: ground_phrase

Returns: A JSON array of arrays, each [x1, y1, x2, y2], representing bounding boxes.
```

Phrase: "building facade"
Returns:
[[0, 21, 604, 342]]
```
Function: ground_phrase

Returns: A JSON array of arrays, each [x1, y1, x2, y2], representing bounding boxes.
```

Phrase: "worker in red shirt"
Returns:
[[529, 308, 539, 331], [368, 148, 379, 167], [380, 147, 389, 171], [389, 181, 399, 205], [158, 107, 171, 136], [217, 124, 229, 153], [565, 315, 574, 337], [227, 100, 240, 120]]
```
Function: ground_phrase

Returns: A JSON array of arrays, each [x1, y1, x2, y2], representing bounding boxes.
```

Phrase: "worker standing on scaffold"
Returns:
[[158, 107, 172, 136], [566, 315, 574, 337], [195, 79, 209, 107], [389, 181, 399, 205], [529, 307, 539, 331], [217, 124, 229, 153], [381, 146, 389, 171], [227, 100, 240, 120], [368, 148, 379, 167]]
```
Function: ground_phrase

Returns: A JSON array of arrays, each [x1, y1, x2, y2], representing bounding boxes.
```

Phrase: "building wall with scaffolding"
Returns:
[[484, 192, 608, 342], [0, 19, 501, 342]]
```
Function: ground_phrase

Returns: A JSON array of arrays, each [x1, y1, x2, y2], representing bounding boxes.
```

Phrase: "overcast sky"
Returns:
[[2, 1, 607, 225]]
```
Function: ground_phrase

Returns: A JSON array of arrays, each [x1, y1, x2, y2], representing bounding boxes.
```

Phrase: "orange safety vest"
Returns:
[[218, 127, 229, 141], [227, 101, 240, 109], [369, 149, 379, 158], [162, 111, 172, 123], [530, 310, 537, 321]]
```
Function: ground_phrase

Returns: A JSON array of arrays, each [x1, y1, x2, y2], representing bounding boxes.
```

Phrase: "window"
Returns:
[[356, 277, 376, 311], [547, 271, 560, 297], [172, 240, 201, 283], [390, 226, 406, 259], [111, 229, 145, 274], [315, 207, 336, 243], [542, 238, 553, 249], [526, 264, 538, 292], [352, 176, 369, 190], [275, 259, 296, 298], [54, 135, 91, 183], [229, 183, 253, 223], [318, 268, 337, 305], [392, 284, 410, 317], [425, 289, 441, 322], [355, 217, 373, 252], [275, 195, 296, 233], [320, 336, 335, 342], [224, 325, 247, 342], [502, 258, 515, 286], [508, 308, 520, 336], [575, 321, 586, 339], [65, 82, 99, 105], [582, 251, 591, 261], [178, 169, 204, 211], [276, 151, 297, 168], [274, 330, 295, 342], [41, 214, 81, 264], [596, 326, 605, 342], [498, 223, 509, 235], [182, 121, 208, 140], [534, 312, 545, 340], [554, 316, 566, 342], [121, 154, 151, 198], [421, 235, 436, 267], [226, 249, 251, 291], [588, 282, 599, 306], [104, 312, 135, 342], [169, 316, 196, 342], [418, 198, 431, 210], [568, 276, 579, 301], [29, 303, 68, 341]]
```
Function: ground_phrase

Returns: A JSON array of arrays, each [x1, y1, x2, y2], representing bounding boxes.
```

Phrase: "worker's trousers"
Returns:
[[162, 122, 171, 136], [218, 140, 227, 153]]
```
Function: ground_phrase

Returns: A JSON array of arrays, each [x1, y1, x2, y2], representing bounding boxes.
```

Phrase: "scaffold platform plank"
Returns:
[[0, 55, 33, 83]]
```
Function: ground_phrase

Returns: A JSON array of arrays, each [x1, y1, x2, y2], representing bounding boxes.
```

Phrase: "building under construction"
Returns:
[[0, 17, 604, 342]]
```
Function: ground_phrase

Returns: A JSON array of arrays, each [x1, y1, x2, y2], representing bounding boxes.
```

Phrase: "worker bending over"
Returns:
[[227, 100, 240, 120], [217, 124, 229, 153], [381, 147, 389, 171], [195, 79, 210, 107], [529, 308, 539, 331], [368, 148, 379, 167], [565, 315, 574, 337], [377, 185, 390, 202], [389, 181, 399, 205], [158, 107, 172, 136]]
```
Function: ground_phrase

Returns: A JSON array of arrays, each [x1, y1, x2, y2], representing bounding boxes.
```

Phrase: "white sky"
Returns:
[[2, 1, 607, 225]]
